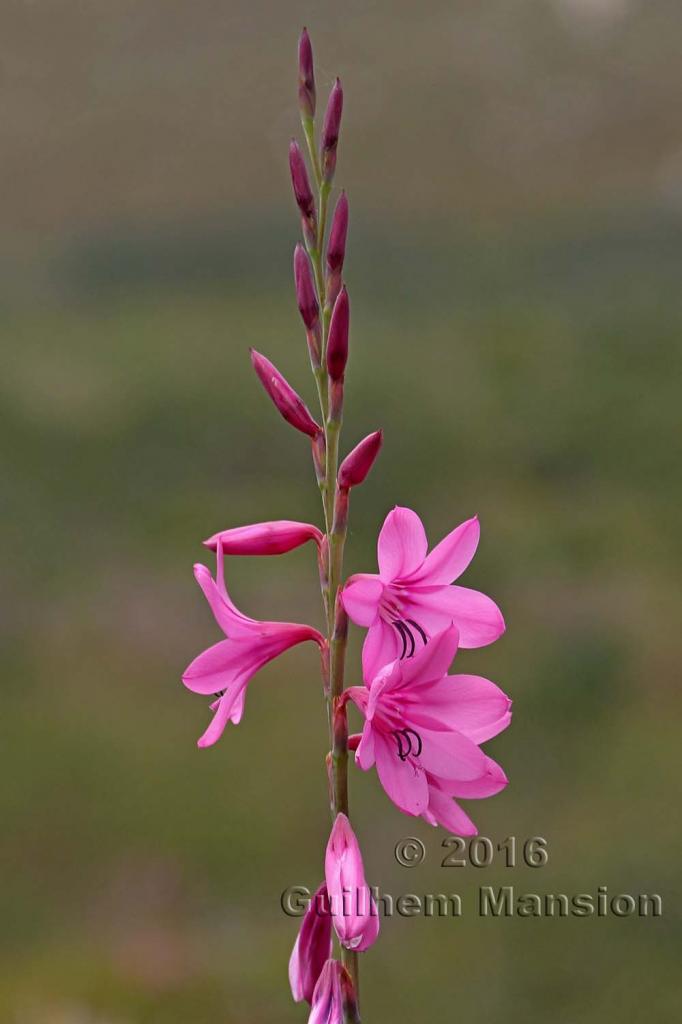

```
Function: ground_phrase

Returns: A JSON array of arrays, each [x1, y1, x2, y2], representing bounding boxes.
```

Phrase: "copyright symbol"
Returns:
[[394, 837, 426, 868]]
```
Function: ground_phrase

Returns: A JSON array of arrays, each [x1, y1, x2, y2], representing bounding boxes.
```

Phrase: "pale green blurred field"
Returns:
[[2, 2, 682, 1021]]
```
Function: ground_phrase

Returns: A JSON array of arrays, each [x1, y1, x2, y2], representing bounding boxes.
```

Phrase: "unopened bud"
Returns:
[[325, 191, 348, 310], [326, 192, 348, 274], [294, 244, 319, 330], [326, 286, 349, 381], [338, 430, 383, 489], [298, 28, 316, 120], [250, 348, 321, 438], [321, 78, 343, 183], [289, 140, 316, 247]]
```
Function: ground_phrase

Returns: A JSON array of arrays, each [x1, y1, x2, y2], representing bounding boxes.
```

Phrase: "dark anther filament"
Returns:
[[391, 618, 428, 660], [391, 727, 424, 762], [213, 689, 226, 699]]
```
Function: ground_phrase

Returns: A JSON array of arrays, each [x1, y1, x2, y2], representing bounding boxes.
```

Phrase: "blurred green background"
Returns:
[[2, 1, 681, 1021]]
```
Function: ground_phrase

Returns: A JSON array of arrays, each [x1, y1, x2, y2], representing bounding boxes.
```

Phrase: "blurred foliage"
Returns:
[[2, 209, 681, 1021]]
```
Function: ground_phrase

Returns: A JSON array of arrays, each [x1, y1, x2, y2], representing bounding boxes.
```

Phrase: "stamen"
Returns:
[[402, 727, 423, 758], [392, 620, 409, 660], [401, 620, 416, 658], [391, 730, 408, 761], [405, 618, 428, 647]]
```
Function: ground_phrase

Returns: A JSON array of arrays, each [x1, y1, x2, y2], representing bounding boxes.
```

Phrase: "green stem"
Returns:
[[302, 111, 358, 1020]]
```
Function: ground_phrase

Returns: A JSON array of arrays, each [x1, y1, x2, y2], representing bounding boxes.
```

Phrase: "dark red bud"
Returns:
[[326, 191, 348, 273], [326, 286, 349, 381], [322, 78, 343, 152], [250, 348, 321, 438], [321, 79, 343, 183], [338, 430, 383, 489], [294, 243, 319, 330], [298, 28, 316, 119], [289, 139, 315, 220]]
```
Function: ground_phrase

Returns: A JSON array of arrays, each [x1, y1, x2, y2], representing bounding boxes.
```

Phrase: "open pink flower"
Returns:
[[342, 506, 505, 680], [182, 542, 325, 748], [344, 625, 510, 833], [325, 813, 379, 952], [289, 883, 333, 1005]]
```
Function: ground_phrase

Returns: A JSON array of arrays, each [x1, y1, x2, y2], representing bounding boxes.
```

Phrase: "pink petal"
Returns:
[[377, 506, 428, 582], [404, 584, 505, 648], [374, 734, 429, 815], [197, 688, 244, 747], [425, 787, 478, 836], [361, 619, 398, 683], [355, 721, 376, 770], [447, 756, 509, 798], [405, 516, 480, 586], [193, 563, 255, 638], [182, 639, 257, 695], [416, 726, 487, 781], [341, 574, 383, 627], [403, 674, 511, 742], [395, 624, 459, 689]]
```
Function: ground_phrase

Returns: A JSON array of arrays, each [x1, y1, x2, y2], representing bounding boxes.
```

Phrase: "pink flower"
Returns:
[[325, 813, 379, 952], [182, 542, 325, 748], [342, 506, 505, 680], [203, 520, 323, 556], [289, 883, 333, 1005], [309, 959, 357, 1024], [344, 625, 510, 832]]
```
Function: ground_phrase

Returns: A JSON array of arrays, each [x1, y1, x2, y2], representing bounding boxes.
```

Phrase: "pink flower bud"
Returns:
[[204, 520, 323, 555], [294, 244, 319, 330], [250, 349, 321, 438], [326, 286, 349, 381], [289, 883, 332, 1005], [309, 960, 350, 1024], [325, 813, 379, 952], [289, 139, 315, 221], [321, 79, 343, 183], [326, 192, 348, 274], [298, 28, 316, 120], [338, 430, 383, 490]]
